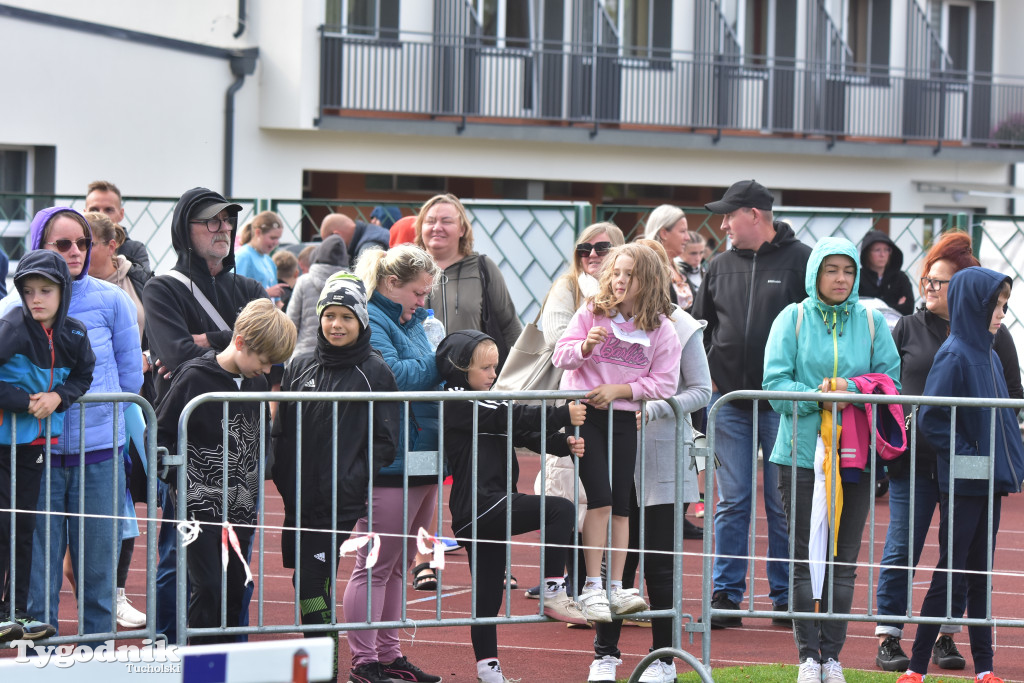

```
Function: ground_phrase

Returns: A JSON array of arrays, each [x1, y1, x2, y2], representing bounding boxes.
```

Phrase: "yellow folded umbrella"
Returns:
[[819, 381, 843, 557]]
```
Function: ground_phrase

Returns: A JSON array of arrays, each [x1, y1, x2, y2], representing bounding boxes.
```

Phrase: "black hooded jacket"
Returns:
[[692, 220, 811, 409], [271, 324, 399, 567], [141, 187, 267, 402], [436, 330, 575, 534], [858, 230, 915, 315], [0, 251, 95, 444]]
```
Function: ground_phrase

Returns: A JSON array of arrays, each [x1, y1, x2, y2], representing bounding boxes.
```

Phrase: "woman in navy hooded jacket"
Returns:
[[905, 267, 1024, 682], [0, 207, 142, 643]]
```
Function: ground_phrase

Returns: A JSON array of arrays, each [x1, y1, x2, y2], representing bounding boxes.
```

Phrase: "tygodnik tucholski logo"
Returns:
[[10, 638, 182, 670]]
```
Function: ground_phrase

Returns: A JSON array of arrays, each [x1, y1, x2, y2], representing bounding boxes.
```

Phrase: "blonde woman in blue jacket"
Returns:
[[762, 236, 901, 683]]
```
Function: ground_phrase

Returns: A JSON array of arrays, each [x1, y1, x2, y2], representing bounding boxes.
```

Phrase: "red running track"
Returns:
[[7, 453, 1024, 682]]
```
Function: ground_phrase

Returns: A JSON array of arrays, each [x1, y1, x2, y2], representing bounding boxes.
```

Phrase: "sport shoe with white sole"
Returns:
[[587, 655, 622, 683], [116, 587, 146, 628], [15, 612, 55, 640], [609, 587, 648, 616], [797, 658, 821, 683], [637, 659, 677, 683], [577, 587, 612, 623], [822, 658, 846, 683], [541, 590, 588, 625]]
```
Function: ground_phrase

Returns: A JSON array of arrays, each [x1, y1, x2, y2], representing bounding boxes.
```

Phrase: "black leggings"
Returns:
[[595, 489, 677, 662], [0, 445, 44, 613], [576, 409, 637, 516], [460, 494, 574, 661], [117, 537, 134, 588]]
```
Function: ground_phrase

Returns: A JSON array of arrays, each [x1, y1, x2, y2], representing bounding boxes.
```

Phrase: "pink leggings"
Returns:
[[343, 484, 438, 666]]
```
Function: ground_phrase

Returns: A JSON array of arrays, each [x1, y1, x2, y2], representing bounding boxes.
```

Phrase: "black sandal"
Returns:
[[412, 562, 437, 591]]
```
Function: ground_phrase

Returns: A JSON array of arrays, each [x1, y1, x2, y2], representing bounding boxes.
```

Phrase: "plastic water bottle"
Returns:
[[422, 309, 446, 351]]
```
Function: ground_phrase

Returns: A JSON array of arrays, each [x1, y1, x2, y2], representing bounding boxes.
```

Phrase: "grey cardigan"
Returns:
[[635, 307, 712, 507], [287, 262, 346, 360]]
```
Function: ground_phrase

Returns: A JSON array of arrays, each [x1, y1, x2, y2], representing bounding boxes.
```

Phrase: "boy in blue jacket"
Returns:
[[900, 267, 1024, 683], [0, 251, 94, 643]]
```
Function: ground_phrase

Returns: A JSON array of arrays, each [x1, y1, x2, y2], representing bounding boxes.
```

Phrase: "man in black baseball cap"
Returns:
[[692, 179, 811, 629], [140, 187, 266, 643]]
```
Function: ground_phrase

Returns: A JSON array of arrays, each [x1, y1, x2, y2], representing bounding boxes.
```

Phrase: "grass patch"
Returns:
[[672, 664, 975, 682]]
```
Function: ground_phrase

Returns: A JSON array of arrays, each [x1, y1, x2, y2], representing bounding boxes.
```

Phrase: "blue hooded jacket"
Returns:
[[0, 207, 142, 461], [764, 236, 901, 470], [0, 251, 95, 444], [918, 267, 1024, 496]]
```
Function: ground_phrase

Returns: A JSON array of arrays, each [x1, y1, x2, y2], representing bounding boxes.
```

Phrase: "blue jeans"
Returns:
[[875, 474, 958, 637], [27, 458, 123, 646], [709, 393, 789, 606]]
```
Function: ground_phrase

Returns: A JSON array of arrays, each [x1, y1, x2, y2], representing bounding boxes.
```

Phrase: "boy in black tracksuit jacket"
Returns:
[[0, 251, 94, 643], [272, 273, 399, 640], [155, 299, 295, 645], [436, 329, 587, 683]]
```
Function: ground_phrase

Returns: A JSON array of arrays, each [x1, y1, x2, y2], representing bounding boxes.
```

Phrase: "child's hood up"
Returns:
[[948, 266, 1012, 351], [13, 249, 73, 331], [805, 236, 861, 307], [29, 207, 92, 281], [436, 329, 494, 390]]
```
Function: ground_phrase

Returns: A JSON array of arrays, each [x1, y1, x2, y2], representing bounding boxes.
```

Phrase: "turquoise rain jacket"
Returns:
[[763, 236, 901, 470]]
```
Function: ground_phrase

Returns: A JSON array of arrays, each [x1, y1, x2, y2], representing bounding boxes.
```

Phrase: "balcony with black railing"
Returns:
[[317, 28, 1024, 151]]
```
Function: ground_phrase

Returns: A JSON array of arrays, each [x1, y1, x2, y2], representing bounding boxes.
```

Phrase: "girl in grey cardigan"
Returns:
[[286, 236, 349, 359]]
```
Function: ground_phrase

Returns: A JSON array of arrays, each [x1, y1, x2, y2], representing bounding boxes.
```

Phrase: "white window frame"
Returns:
[[0, 145, 34, 263], [941, 0, 975, 76], [475, 0, 534, 50]]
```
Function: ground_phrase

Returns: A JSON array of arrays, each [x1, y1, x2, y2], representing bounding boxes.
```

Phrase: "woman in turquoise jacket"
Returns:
[[762, 236, 900, 683]]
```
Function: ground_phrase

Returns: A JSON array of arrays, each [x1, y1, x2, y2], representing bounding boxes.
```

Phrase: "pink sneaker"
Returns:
[[693, 501, 705, 518]]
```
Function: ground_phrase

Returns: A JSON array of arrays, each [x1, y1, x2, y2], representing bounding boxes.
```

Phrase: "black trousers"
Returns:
[[0, 444, 44, 614], [185, 514, 254, 645], [576, 409, 638, 516], [292, 524, 356, 628], [462, 493, 574, 661], [595, 488, 676, 662]]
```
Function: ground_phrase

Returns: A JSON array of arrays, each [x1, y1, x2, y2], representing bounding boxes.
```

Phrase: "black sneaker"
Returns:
[[0, 619, 24, 645], [683, 519, 704, 539], [15, 612, 56, 640], [931, 634, 966, 670], [771, 603, 792, 627], [382, 655, 442, 682], [348, 662, 392, 683], [876, 635, 910, 671], [524, 584, 541, 599], [709, 592, 742, 629]]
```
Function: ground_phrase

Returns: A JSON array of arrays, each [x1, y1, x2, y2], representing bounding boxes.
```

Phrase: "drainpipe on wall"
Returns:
[[224, 52, 257, 197], [233, 0, 247, 38]]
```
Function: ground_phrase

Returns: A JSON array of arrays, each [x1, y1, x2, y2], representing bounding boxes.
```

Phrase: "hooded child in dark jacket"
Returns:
[[436, 329, 588, 683], [905, 267, 1024, 681], [0, 251, 94, 643], [858, 230, 915, 316], [272, 272, 399, 641]]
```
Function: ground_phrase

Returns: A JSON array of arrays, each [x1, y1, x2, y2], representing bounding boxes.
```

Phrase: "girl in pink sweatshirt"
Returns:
[[553, 242, 681, 623]]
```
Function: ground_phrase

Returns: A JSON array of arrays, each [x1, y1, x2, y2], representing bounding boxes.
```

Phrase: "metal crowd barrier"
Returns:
[[2, 393, 159, 646], [701, 389, 1024, 673], [171, 389, 712, 682]]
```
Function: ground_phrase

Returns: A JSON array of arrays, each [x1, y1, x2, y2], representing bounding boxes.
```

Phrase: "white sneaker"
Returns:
[[542, 589, 588, 625], [638, 659, 677, 683], [577, 588, 612, 623], [116, 587, 146, 628], [821, 658, 846, 683], [797, 658, 821, 683], [587, 655, 622, 683], [609, 587, 648, 615]]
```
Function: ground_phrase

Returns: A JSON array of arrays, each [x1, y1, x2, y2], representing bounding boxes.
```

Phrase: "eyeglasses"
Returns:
[[576, 241, 612, 257], [920, 277, 951, 291], [45, 238, 91, 253], [191, 216, 236, 232]]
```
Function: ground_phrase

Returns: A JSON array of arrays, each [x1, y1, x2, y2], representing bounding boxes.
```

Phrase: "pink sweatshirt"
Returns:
[[553, 303, 682, 411]]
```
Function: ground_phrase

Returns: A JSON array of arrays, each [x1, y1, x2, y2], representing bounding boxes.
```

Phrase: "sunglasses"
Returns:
[[45, 238, 92, 253], [575, 241, 612, 257]]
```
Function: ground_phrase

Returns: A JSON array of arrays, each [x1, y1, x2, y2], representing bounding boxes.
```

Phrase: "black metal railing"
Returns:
[[318, 28, 1024, 149]]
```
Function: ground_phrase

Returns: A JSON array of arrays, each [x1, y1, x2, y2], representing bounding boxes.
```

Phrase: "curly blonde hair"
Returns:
[[592, 242, 674, 331]]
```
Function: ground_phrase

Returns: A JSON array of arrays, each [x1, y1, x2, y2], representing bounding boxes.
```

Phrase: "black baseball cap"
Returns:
[[705, 180, 775, 214], [192, 199, 242, 220]]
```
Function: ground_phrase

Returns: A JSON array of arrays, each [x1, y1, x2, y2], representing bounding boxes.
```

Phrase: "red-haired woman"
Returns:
[[873, 231, 1022, 672]]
